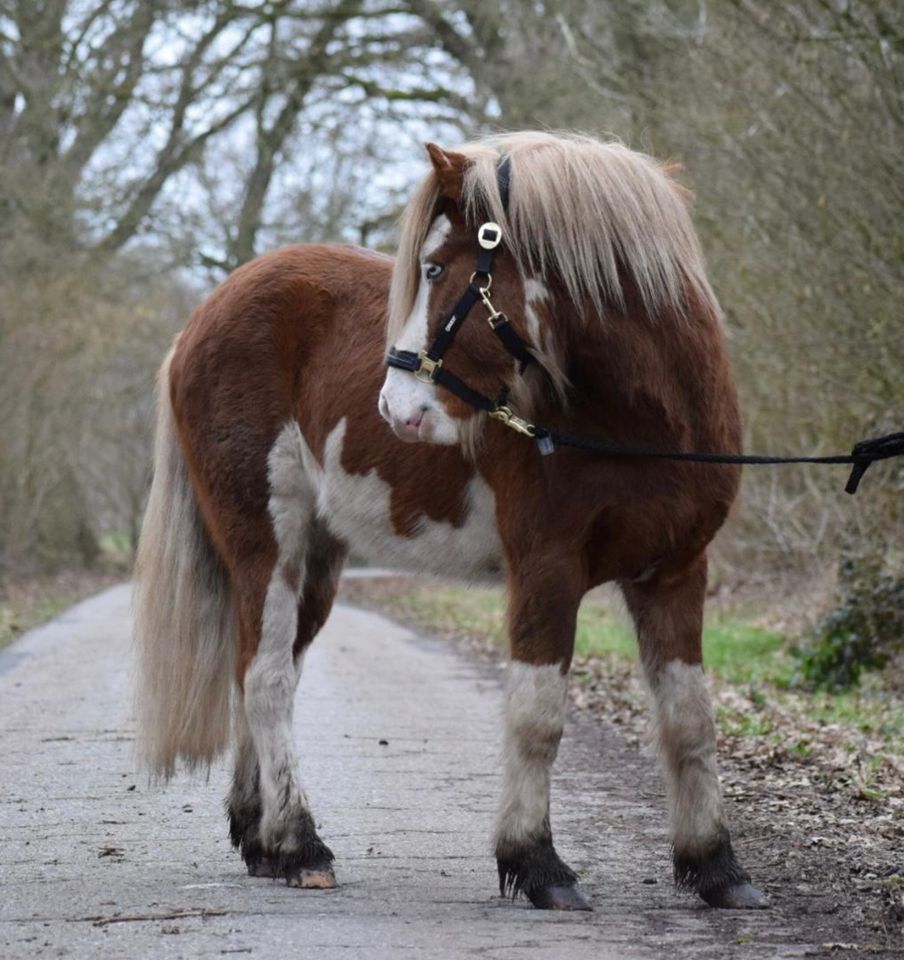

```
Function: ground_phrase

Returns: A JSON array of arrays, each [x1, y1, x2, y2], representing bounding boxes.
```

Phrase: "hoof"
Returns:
[[247, 858, 279, 878], [528, 883, 593, 911], [702, 882, 769, 909], [287, 863, 337, 889]]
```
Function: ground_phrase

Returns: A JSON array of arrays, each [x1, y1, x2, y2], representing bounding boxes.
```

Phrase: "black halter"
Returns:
[[386, 155, 537, 429]]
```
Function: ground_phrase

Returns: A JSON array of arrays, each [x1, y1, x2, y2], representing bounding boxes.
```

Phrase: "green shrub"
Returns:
[[795, 558, 904, 691]]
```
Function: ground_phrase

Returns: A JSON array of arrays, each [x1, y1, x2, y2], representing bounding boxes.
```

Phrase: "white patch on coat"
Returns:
[[651, 660, 725, 857], [243, 422, 316, 848], [524, 277, 549, 304], [521, 277, 549, 349], [300, 418, 501, 580], [507, 273, 570, 411], [496, 661, 568, 846], [380, 215, 461, 445]]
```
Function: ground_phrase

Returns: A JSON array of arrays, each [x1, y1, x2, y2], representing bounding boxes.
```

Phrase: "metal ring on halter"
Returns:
[[469, 272, 492, 291]]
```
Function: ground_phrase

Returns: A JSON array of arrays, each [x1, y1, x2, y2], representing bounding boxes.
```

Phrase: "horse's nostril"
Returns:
[[378, 393, 391, 421], [406, 410, 425, 429]]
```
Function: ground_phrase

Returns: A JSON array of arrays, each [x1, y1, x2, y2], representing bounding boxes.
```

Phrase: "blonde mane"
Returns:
[[387, 131, 720, 346]]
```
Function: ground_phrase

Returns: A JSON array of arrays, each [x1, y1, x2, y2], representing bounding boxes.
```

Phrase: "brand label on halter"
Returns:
[[477, 222, 502, 250]]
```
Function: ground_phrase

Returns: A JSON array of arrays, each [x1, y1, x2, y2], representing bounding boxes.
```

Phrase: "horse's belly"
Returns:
[[305, 420, 503, 580]]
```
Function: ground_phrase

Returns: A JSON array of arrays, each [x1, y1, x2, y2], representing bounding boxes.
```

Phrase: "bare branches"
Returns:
[[2, 0, 480, 256], [61, 2, 157, 179], [227, 0, 366, 266]]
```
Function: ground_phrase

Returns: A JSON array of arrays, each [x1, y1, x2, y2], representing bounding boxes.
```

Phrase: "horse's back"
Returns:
[[173, 243, 390, 378]]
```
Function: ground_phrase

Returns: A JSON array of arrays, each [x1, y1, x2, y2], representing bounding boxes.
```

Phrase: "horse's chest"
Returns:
[[309, 420, 503, 579]]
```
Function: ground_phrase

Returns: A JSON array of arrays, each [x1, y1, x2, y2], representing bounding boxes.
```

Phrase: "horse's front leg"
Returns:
[[495, 559, 591, 911], [622, 556, 768, 909]]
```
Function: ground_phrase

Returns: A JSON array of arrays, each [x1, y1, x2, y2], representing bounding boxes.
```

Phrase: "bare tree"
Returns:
[[0, 0, 483, 573], [0, 0, 478, 263]]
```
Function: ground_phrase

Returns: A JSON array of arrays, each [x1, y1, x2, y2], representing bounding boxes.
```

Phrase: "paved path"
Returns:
[[1, 584, 813, 959]]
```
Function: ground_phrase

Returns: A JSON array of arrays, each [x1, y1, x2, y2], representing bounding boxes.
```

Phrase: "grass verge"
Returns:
[[0, 567, 123, 650], [338, 575, 903, 759]]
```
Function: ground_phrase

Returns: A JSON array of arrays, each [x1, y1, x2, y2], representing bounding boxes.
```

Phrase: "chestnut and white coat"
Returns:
[[133, 131, 766, 911]]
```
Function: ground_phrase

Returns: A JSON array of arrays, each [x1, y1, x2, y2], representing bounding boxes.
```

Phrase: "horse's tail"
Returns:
[[133, 346, 235, 779]]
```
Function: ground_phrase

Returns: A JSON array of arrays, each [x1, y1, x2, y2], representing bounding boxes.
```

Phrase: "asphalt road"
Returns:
[[0, 583, 814, 959]]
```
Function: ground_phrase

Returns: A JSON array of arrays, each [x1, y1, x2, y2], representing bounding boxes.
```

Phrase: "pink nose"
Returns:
[[405, 409, 425, 430]]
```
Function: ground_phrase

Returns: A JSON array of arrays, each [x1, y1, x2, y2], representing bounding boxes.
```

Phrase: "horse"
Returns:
[[134, 130, 767, 911]]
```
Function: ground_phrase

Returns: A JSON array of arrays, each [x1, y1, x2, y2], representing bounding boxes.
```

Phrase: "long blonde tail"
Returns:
[[133, 348, 235, 778]]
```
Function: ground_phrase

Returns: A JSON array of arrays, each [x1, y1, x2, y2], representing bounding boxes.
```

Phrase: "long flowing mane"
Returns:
[[388, 131, 720, 344]]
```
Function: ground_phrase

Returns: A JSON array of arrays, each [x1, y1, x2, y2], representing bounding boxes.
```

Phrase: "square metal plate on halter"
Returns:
[[477, 222, 502, 250], [414, 352, 442, 383]]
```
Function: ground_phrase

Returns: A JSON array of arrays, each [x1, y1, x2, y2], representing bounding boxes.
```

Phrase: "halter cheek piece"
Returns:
[[386, 155, 539, 438]]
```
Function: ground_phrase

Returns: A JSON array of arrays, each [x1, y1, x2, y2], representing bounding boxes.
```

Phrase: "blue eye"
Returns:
[[424, 262, 444, 280]]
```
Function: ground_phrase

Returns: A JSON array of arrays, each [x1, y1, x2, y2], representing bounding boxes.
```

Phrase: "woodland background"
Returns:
[[0, 0, 901, 650]]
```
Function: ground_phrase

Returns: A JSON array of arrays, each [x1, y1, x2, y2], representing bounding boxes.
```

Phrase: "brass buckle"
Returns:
[[415, 352, 442, 383], [489, 404, 535, 437]]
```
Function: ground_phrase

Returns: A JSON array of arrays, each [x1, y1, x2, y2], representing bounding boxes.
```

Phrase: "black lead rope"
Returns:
[[387, 154, 904, 495], [530, 428, 904, 496]]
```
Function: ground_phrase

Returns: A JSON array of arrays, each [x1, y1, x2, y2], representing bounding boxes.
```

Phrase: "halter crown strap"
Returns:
[[496, 154, 512, 212]]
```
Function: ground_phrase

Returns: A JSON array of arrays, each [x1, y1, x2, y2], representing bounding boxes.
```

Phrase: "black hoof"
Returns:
[[275, 814, 335, 887], [529, 883, 593, 911], [701, 882, 769, 909], [246, 857, 279, 878], [497, 833, 582, 908]]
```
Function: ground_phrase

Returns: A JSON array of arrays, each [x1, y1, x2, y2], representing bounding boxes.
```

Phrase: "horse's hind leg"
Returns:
[[621, 557, 767, 909], [227, 703, 268, 875], [231, 422, 345, 887], [229, 518, 346, 879]]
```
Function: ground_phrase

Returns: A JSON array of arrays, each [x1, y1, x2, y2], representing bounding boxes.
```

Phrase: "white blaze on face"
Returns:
[[380, 215, 459, 445]]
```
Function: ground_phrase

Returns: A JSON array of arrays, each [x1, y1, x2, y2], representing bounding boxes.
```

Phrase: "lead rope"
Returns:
[[527, 426, 904, 496]]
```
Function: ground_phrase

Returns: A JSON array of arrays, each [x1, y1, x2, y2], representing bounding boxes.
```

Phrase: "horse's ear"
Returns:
[[425, 142, 470, 200]]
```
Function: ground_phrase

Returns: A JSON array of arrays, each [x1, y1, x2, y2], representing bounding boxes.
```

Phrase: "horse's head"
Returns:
[[379, 143, 539, 446]]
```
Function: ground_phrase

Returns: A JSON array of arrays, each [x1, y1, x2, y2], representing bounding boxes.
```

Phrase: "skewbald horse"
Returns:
[[134, 131, 767, 911]]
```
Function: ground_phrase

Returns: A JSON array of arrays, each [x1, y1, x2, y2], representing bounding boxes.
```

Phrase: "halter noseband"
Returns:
[[386, 155, 538, 436]]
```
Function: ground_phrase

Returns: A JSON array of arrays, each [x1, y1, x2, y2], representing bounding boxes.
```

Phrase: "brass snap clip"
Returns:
[[489, 404, 535, 437]]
